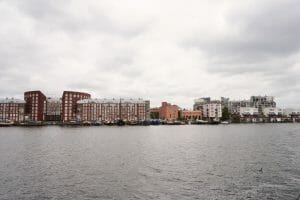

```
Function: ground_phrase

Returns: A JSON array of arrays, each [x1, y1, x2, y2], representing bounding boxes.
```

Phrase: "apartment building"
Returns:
[[202, 103, 222, 120], [193, 97, 211, 111], [62, 91, 91, 122], [250, 96, 276, 113], [76, 98, 149, 122], [24, 91, 47, 121], [0, 98, 25, 123]]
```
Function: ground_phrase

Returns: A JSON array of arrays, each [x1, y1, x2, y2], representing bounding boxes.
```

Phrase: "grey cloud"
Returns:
[[0, 0, 299, 108]]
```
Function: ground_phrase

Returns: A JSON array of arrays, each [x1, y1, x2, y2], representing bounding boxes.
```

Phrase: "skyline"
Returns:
[[1, 0, 300, 108]]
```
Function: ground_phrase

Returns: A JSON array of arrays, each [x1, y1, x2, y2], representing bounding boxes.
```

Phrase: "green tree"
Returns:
[[177, 110, 183, 121], [150, 112, 159, 119], [221, 107, 230, 121]]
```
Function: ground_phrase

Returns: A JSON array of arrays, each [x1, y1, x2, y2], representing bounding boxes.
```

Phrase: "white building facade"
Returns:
[[202, 103, 222, 119], [239, 107, 259, 117], [263, 107, 283, 117]]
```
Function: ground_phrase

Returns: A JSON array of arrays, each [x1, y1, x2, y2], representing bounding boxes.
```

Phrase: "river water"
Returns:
[[0, 124, 299, 200]]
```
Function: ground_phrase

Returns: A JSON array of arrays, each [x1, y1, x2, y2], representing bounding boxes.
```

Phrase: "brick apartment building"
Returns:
[[77, 98, 149, 122], [24, 91, 47, 121], [62, 91, 91, 122], [0, 98, 26, 123]]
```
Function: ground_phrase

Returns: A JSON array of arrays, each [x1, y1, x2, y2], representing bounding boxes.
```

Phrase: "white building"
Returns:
[[239, 107, 259, 117], [202, 103, 222, 119], [263, 107, 283, 117], [283, 108, 300, 117]]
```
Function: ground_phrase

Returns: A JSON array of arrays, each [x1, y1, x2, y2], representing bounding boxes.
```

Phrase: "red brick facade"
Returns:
[[0, 99, 25, 123], [62, 91, 90, 122], [24, 91, 46, 121], [77, 99, 149, 122], [158, 102, 179, 121], [182, 110, 202, 120]]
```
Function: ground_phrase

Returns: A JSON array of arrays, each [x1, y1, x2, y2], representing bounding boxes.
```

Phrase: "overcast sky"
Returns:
[[0, 0, 299, 108]]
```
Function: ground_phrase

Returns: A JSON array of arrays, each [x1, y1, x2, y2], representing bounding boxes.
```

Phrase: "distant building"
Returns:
[[152, 102, 179, 121], [239, 107, 259, 117], [120, 98, 149, 122], [202, 103, 222, 120], [62, 91, 91, 122], [250, 96, 276, 113], [0, 98, 25, 123], [76, 98, 150, 122], [263, 107, 283, 117], [228, 100, 251, 114], [181, 110, 202, 120], [221, 97, 230, 108], [45, 97, 62, 121], [24, 91, 47, 121], [193, 97, 211, 111], [283, 108, 300, 117]]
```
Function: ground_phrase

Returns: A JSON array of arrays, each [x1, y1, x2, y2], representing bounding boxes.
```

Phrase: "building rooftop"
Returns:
[[0, 98, 26, 104], [47, 97, 62, 102], [77, 98, 146, 104]]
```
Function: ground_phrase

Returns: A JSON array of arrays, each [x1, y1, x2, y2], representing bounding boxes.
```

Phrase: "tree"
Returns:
[[177, 110, 183, 121], [150, 111, 159, 119], [221, 107, 230, 121]]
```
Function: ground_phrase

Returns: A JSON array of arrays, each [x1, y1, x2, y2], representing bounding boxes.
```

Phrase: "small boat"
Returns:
[[150, 119, 161, 125], [191, 120, 209, 125], [0, 121, 13, 127], [103, 121, 114, 126], [221, 121, 230, 124], [83, 121, 91, 126], [142, 120, 151, 126], [128, 121, 138, 126], [92, 121, 102, 126], [116, 120, 125, 126]]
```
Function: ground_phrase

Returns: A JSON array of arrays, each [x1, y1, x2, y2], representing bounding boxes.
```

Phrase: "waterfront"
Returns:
[[0, 125, 299, 199]]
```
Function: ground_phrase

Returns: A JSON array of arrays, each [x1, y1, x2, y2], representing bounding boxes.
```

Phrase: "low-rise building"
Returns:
[[0, 98, 25, 123], [283, 108, 300, 117], [263, 107, 283, 117], [181, 110, 202, 120], [159, 102, 179, 121], [239, 107, 259, 117]]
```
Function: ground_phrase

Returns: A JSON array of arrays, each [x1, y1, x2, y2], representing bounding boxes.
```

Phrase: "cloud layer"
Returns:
[[0, 0, 299, 108]]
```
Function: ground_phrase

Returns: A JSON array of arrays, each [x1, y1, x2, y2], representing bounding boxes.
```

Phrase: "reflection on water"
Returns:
[[0, 124, 299, 199]]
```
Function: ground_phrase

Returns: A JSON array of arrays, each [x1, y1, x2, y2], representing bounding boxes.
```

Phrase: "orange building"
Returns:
[[182, 110, 202, 120], [153, 102, 179, 121]]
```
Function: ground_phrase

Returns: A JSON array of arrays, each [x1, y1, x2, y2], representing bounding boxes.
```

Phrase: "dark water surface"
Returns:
[[0, 124, 299, 200]]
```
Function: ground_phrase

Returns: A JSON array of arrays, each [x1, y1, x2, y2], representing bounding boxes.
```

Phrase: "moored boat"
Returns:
[[0, 121, 13, 127]]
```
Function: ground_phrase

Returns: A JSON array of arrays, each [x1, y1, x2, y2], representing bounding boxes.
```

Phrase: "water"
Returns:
[[0, 124, 299, 200]]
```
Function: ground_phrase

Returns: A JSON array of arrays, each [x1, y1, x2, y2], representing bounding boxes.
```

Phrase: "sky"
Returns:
[[0, 0, 300, 109]]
